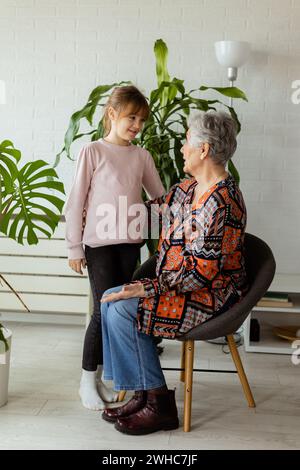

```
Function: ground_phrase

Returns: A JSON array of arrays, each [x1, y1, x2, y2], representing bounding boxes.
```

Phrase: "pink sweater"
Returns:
[[64, 139, 165, 259]]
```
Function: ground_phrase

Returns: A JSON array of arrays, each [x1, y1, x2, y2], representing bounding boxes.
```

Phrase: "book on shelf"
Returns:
[[256, 299, 294, 308], [262, 292, 290, 302]]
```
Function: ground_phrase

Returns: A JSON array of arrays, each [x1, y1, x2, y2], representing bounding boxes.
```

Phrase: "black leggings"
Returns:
[[83, 243, 141, 371]]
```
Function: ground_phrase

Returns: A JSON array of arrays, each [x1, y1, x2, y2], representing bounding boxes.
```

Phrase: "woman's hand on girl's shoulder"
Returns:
[[68, 258, 86, 275]]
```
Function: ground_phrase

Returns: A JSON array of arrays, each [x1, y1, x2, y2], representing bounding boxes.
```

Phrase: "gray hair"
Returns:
[[187, 111, 237, 165]]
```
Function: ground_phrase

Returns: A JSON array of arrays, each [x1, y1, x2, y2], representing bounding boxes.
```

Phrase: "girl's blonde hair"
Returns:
[[103, 85, 150, 136]]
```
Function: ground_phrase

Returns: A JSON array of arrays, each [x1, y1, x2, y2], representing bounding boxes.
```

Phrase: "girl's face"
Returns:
[[108, 106, 147, 142]]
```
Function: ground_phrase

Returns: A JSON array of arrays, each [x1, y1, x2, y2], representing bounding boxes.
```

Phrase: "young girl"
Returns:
[[64, 85, 165, 410]]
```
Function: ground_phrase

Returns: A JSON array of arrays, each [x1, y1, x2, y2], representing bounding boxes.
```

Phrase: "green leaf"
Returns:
[[92, 119, 105, 141], [27, 224, 39, 244], [53, 130, 96, 168], [226, 105, 241, 134], [154, 39, 170, 86], [87, 82, 130, 103], [0, 141, 21, 195], [17, 222, 26, 245], [19, 160, 47, 179], [200, 85, 248, 101], [0, 140, 21, 162], [0, 154, 19, 181], [27, 181, 65, 194], [27, 191, 65, 212], [0, 326, 9, 352], [154, 39, 171, 109], [26, 168, 58, 184], [0, 157, 65, 244], [172, 78, 185, 95], [64, 109, 88, 157], [228, 159, 240, 185], [173, 135, 185, 179], [0, 164, 15, 193], [8, 212, 24, 241], [0, 140, 14, 148], [0, 202, 20, 234]]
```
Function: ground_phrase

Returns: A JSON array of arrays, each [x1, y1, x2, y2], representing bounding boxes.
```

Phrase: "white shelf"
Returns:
[[245, 321, 296, 355], [244, 274, 300, 355], [252, 294, 300, 313]]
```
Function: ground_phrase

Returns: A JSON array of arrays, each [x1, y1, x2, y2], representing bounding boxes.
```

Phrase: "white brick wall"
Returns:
[[1, 0, 300, 274]]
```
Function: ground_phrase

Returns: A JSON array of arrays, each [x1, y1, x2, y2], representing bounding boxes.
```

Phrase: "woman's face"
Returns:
[[181, 130, 203, 175]]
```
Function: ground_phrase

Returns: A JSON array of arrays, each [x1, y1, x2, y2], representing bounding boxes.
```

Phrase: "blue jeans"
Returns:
[[101, 285, 166, 391]]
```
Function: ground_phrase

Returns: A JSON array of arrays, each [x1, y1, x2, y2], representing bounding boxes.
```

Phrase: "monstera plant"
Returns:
[[0, 139, 65, 350], [55, 38, 247, 254]]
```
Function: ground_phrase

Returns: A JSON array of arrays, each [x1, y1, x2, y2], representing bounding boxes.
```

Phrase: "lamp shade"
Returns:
[[214, 41, 250, 68]]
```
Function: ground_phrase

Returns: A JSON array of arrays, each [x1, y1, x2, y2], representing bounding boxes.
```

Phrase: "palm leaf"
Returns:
[[0, 141, 20, 195], [0, 160, 65, 244], [0, 140, 21, 162]]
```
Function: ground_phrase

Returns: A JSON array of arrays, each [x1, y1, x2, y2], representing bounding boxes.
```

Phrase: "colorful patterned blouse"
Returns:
[[136, 175, 248, 339]]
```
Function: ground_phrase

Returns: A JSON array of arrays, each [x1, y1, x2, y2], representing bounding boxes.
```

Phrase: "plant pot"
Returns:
[[0, 328, 12, 408]]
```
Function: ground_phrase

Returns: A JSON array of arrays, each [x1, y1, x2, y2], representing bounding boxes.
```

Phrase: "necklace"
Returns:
[[192, 171, 228, 205]]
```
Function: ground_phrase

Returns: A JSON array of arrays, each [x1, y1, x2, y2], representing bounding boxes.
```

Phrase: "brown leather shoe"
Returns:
[[115, 389, 179, 435], [102, 391, 147, 423]]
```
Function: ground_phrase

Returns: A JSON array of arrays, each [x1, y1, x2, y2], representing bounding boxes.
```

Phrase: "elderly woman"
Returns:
[[100, 111, 248, 435]]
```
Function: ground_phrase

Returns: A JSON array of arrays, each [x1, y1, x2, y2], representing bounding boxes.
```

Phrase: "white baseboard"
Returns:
[[0, 311, 86, 326]]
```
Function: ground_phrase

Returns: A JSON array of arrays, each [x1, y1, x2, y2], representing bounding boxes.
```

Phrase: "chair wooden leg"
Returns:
[[180, 341, 186, 382], [117, 391, 127, 402], [226, 334, 256, 408], [183, 340, 195, 432]]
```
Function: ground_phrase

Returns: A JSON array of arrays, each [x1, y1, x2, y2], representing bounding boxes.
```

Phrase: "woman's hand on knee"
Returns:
[[101, 283, 145, 303]]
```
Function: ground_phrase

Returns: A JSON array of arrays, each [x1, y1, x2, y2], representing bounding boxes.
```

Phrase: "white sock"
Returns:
[[79, 369, 105, 411], [96, 365, 119, 403]]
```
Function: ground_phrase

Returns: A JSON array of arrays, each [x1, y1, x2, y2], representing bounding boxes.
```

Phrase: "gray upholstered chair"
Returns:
[[118, 233, 276, 432]]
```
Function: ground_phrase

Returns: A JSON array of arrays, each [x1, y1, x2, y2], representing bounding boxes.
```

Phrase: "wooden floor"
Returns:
[[1, 321, 300, 450]]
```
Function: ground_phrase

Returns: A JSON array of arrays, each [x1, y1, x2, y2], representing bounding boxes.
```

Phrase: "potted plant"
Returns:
[[0, 139, 65, 407], [55, 39, 247, 255]]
